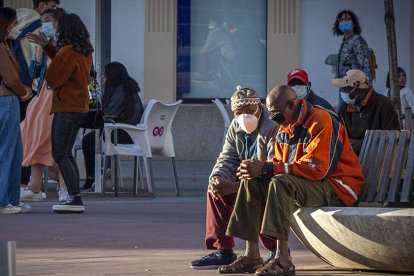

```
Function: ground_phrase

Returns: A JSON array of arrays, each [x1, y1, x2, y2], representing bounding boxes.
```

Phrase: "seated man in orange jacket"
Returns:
[[217, 85, 365, 275]]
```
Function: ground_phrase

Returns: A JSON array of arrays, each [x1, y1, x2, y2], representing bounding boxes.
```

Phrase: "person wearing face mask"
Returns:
[[333, 10, 370, 108], [332, 69, 400, 155], [20, 8, 70, 203], [218, 85, 364, 275], [9, 0, 60, 198], [8, 0, 60, 119], [287, 68, 335, 113], [191, 86, 279, 270], [0, 7, 33, 214], [27, 13, 94, 213], [197, 18, 237, 84]]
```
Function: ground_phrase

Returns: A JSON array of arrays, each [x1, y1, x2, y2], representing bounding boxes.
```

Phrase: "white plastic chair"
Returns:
[[101, 99, 183, 196], [212, 99, 231, 146]]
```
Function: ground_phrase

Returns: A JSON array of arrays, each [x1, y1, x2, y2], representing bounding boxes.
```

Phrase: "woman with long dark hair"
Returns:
[[0, 7, 32, 214], [81, 61, 144, 191], [27, 13, 93, 213], [333, 10, 370, 108], [20, 8, 71, 203]]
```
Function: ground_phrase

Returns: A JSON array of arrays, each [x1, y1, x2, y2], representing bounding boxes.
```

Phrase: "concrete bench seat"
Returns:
[[291, 130, 414, 273]]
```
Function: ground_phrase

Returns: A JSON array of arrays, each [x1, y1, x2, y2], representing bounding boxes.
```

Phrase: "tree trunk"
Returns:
[[384, 0, 402, 124]]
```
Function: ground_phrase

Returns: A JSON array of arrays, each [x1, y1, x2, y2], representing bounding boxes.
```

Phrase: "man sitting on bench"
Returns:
[[332, 69, 400, 155], [217, 85, 365, 275]]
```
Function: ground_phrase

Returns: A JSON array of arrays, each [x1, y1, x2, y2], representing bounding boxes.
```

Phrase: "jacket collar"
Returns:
[[294, 99, 311, 126], [346, 86, 374, 112]]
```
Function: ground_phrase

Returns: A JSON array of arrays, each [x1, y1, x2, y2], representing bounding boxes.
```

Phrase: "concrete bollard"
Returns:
[[0, 241, 16, 276]]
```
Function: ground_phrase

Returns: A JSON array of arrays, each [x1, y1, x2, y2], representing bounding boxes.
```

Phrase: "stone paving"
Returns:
[[0, 161, 409, 275]]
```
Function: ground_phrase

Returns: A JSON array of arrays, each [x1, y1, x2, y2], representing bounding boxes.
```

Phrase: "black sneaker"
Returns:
[[52, 195, 85, 213], [190, 250, 237, 270], [82, 179, 94, 191]]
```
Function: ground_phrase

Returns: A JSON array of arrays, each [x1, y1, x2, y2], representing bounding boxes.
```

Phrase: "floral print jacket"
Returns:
[[336, 34, 370, 80]]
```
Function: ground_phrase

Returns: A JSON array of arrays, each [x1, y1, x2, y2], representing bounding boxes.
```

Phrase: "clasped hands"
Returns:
[[3, 80, 32, 101], [236, 159, 264, 180], [21, 88, 33, 101]]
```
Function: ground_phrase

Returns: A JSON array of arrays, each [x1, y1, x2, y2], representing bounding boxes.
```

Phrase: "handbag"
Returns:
[[79, 68, 104, 129]]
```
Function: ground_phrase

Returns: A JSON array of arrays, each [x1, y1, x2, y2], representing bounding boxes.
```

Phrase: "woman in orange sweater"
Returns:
[[28, 13, 93, 213]]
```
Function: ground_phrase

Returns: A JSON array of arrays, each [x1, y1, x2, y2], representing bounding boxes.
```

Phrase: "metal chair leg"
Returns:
[[138, 157, 145, 192], [133, 157, 137, 196], [171, 157, 180, 197], [113, 155, 119, 196], [42, 167, 49, 195], [146, 157, 154, 194], [102, 155, 109, 197]]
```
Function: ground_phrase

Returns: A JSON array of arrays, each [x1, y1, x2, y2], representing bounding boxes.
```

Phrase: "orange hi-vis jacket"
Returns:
[[271, 100, 365, 206]]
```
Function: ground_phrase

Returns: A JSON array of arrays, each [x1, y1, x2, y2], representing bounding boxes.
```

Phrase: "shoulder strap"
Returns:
[[14, 19, 42, 43], [10, 19, 42, 88]]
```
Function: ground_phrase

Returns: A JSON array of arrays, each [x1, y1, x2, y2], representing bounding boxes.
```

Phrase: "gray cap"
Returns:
[[325, 54, 338, 65]]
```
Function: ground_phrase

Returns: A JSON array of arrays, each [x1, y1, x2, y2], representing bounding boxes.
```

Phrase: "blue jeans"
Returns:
[[52, 112, 85, 196], [0, 95, 22, 207]]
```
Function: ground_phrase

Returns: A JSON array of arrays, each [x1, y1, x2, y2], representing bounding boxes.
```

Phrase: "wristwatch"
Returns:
[[261, 162, 273, 177]]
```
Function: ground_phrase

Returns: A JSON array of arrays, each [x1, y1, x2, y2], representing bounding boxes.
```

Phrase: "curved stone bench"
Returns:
[[291, 207, 414, 273]]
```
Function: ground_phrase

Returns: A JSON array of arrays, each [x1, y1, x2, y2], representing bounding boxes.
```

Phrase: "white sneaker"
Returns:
[[19, 202, 31, 213], [58, 188, 70, 202], [20, 188, 46, 201], [0, 204, 22, 214]]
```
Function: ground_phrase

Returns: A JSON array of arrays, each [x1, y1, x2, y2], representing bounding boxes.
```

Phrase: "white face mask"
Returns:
[[236, 114, 258, 133], [292, 85, 308, 99], [236, 106, 260, 133], [7, 26, 19, 39]]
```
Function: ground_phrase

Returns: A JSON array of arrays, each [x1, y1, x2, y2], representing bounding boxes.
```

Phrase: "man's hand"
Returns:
[[20, 88, 33, 102], [208, 176, 239, 199], [236, 159, 264, 180]]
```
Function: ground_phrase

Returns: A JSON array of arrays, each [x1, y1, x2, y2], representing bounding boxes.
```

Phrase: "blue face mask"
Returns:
[[41, 21, 55, 40], [339, 20, 353, 33], [292, 85, 308, 99], [340, 90, 356, 105]]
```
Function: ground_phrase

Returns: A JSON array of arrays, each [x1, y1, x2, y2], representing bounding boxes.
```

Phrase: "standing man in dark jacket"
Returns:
[[332, 69, 400, 155], [287, 68, 336, 113]]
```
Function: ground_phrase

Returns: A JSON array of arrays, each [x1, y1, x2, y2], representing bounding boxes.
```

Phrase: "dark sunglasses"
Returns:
[[268, 97, 297, 120]]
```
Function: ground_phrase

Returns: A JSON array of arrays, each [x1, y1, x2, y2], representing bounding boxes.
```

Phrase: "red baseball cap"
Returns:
[[287, 68, 309, 84]]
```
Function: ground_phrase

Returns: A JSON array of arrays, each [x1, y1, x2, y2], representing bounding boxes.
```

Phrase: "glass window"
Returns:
[[177, 0, 267, 101]]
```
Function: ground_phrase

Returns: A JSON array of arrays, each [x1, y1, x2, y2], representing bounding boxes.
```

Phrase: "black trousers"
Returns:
[[82, 129, 133, 179], [52, 112, 85, 195]]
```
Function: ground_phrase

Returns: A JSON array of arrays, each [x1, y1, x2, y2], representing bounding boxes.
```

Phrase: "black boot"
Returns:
[[82, 178, 95, 191]]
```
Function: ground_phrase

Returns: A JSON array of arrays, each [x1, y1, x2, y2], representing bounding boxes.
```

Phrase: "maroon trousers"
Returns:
[[205, 190, 275, 251]]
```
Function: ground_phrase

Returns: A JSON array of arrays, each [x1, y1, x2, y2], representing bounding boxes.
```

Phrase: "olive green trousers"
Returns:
[[226, 174, 342, 242]]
